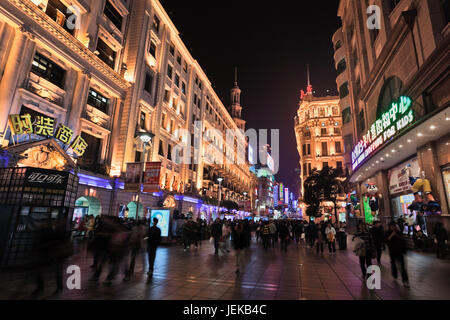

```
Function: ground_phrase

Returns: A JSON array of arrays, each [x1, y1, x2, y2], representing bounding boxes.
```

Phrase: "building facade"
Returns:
[[294, 85, 345, 198], [334, 0, 450, 229], [0, 0, 255, 221]]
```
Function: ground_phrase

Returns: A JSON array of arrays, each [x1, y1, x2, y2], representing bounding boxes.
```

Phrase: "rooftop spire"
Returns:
[[307, 64, 310, 87], [234, 67, 238, 87]]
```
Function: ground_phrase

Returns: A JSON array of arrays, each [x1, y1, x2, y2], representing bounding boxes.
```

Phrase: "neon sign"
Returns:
[[352, 96, 414, 170], [8, 113, 88, 157]]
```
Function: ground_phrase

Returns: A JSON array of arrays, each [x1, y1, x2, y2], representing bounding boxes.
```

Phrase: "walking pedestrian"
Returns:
[[353, 222, 375, 280], [386, 222, 410, 288], [146, 217, 162, 279], [182, 218, 193, 252], [262, 221, 271, 250], [315, 224, 324, 254], [269, 220, 277, 248], [278, 221, 290, 252], [124, 220, 146, 281], [433, 222, 448, 259], [232, 222, 247, 274], [211, 218, 223, 255], [370, 221, 385, 265], [325, 223, 336, 254]]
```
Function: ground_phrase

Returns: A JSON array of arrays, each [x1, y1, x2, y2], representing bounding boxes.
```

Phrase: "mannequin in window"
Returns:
[[403, 164, 441, 212]]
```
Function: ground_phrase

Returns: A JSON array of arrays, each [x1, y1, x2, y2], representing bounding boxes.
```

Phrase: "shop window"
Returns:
[[96, 38, 116, 69], [152, 15, 160, 32], [149, 41, 157, 58], [87, 88, 110, 114], [140, 112, 146, 130], [158, 140, 165, 157], [335, 141, 342, 154], [339, 82, 349, 99], [31, 52, 66, 88], [336, 58, 346, 75], [78, 132, 101, 166], [45, 0, 75, 35], [135, 151, 142, 163], [167, 144, 172, 161], [104, 1, 123, 30], [334, 40, 342, 52], [322, 142, 328, 156], [163, 89, 170, 103], [144, 73, 153, 94], [344, 134, 353, 153], [377, 76, 403, 118], [167, 64, 173, 79], [342, 107, 351, 124]]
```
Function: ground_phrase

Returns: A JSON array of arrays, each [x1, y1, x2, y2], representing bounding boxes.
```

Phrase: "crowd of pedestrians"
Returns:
[[25, 212, 449, 296]]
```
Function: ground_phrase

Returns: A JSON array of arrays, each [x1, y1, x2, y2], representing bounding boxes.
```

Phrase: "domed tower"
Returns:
[[230, 68, 246, 131]]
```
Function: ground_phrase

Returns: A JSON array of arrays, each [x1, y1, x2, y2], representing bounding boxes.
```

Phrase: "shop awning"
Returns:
[[350, 107, 450, 183]]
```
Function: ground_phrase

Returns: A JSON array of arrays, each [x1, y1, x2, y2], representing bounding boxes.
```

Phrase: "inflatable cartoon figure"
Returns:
[[403, 164, 441, 212], [366, 183, 382, 220]]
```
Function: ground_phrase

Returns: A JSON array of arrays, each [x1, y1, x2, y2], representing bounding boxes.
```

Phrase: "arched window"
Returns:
[[376, 76, 403, 118]]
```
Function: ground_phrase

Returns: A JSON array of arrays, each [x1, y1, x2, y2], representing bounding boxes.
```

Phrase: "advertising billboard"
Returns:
[[143, 162, 162, 193], [124, 163, 143, 192], [150, 209, 170, 237], [387, 157, 419, 195]]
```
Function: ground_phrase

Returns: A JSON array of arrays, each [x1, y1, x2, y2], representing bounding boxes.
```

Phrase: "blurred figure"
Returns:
[[146, 218, 162, 278], [243, 220, 251, 248], [124, 220, 146, 281], [222, 220, 231, 253], [278, 221, 290, 252], [103, 218, 131, 286], [315, 223, 324, 254], [86, 215, 95, 240], [386, 222, 409, 288], [232, 222, 247, 274], [269, 220, 277, 248], [211, 218, 223, 255], [370, 221, 385, 265], [434, 222, 448, 259], [262, 221, 271, 250], [182, 218, 193, 252], [353, 222, 375, 280], [32, 219, 72, 295], [337, 222, 347, 250]]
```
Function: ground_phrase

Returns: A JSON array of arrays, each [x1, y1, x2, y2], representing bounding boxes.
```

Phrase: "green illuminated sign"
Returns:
[[352, 96, 414, 170]]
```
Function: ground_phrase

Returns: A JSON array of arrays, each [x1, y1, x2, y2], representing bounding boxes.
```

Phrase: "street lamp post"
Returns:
[[217, 177, 223, 216], [135, 132, 154, 221]]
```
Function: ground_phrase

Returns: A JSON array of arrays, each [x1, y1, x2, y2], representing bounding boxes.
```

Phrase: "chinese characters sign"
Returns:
[[351, 96, 414, 170], [8, 114, 88, 157]]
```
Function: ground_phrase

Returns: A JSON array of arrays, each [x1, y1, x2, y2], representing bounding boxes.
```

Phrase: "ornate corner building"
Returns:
[[0, 0, 255, 220], [294, 81, 345, 200]]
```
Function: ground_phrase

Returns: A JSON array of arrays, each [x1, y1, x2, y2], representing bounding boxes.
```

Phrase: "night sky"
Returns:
[[161, 0, 341, 197]]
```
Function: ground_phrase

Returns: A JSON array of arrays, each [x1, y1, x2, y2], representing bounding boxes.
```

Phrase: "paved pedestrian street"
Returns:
[[0, 237, 449, 300]]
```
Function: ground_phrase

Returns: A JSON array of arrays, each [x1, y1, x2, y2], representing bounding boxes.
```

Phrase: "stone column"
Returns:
[[377, 169, 392, 228], [0, 27, 29, 145], [67, 71, 90, 134]]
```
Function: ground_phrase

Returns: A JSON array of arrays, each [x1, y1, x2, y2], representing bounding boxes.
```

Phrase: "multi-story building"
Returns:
[[0, 0, 255, 221], [294, 80, 345, 198], [334, 0, 450, 229]]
